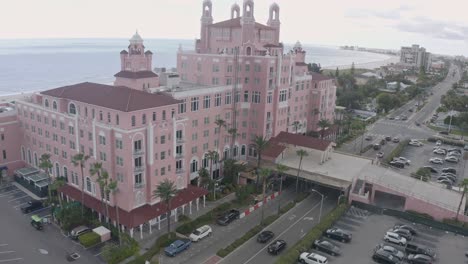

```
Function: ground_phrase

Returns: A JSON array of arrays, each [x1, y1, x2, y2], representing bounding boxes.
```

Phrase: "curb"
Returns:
[[239, 192, 280, 219]]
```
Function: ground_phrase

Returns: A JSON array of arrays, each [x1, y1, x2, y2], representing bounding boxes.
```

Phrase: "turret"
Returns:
[[200, 0, 213, 52], [231, 3, 240, 19], [267, 3, 280, 43], [241, 0, 255, 24]]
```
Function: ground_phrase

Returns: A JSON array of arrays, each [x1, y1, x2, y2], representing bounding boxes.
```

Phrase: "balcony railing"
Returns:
[[134, 166, 144, 173], [134, 182, 145, 189], [176, 168, 185, 174], [133, 149, 144, 156], [175, 153, 184, 159], [176, 137, 185, 143]]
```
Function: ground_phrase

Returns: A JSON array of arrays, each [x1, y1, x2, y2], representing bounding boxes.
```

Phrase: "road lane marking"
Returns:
[[8, 195, 29, 202], [0, 245, 7, 247], [0, 190, 20, 197], [240, 198, 324, 264], [0, 251, 15, 254], [0, 258, 22, 263]]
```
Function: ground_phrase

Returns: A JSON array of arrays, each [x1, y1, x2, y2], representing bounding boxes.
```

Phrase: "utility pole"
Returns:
[[448, 108, 454, 132]]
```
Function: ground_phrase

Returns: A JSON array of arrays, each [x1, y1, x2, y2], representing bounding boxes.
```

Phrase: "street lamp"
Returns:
[[311, 189, 324, 222]]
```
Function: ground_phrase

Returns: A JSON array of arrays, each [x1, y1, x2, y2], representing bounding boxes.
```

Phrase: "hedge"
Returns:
[[427, 137, 465, 147], [101, 234, 139, 264], [127, 232, 178, 264], [384, 139, 409, 164], [78, 231, 101, 248], [275, 204, 349, 264], [176, 202, 232, 235]]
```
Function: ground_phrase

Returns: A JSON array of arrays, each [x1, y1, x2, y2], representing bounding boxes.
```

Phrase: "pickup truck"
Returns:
[[164, 239, 191, 257], [405, 243, 436, 259], [216, 209, 240, 226]]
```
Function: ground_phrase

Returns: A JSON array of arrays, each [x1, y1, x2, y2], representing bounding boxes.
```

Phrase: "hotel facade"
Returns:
[[0, 0, 337, 236]]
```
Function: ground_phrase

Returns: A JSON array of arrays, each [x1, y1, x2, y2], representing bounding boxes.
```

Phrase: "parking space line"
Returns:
[[0, 190, 21, 197], [8, 195, 29, 202], [0, 186, 14, 191], [25, 206, 51, 215], [0, 251, 15, 254], [0, 258, 23, 263], [13, 202, 29, 209]]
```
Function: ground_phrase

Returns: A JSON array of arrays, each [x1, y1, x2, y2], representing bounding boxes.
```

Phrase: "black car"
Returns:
[[312, 239, 340, 256], [267, 239, 286, 255], [389, 161, 405, 168], [439, 131, 449, 135], [391, 228, 412, 241], [394, 224, 417, 235], [408, 254, 432, 264], [257, 231, 274, 243], [441, 168, 456, 174], [324, 228, 352, 243], [216, 209, 240, 226], [372, 248, 400, 264], [422, 166, 438, 174], [385, 136, 392, 141], [375, 244, 405, 261], [21, 200, 43, 213]]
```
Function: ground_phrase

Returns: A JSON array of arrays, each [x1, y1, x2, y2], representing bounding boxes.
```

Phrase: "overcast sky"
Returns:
[[2, 0, 468, 56]]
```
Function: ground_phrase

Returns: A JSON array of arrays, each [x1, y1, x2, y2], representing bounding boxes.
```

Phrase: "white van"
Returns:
[[189, 225, 212, 242]]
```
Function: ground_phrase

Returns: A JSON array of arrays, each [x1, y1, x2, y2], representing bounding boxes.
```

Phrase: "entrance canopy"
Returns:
[[27, 172, 49, 183], [16, 167, 40, 177]]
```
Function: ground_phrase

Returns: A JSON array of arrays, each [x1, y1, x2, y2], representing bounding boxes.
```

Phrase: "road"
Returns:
[[220, 191, 338, 264], [341, 64, 461, 158], [0, 183, 101, 264]]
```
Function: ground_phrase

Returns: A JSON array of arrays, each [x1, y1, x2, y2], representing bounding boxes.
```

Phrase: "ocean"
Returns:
[[0, 39, 394, 96]]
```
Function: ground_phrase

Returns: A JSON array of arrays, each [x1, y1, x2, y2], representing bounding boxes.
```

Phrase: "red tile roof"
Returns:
[[311, 72, 333, 82], [263, 144, 286, 159], [59, 184, 208, 228], [210, 17, 273, 30], [296, 62, 308, 67], [114, 71, 158, 79], [272, 132, 332, 151], [41, 82, 180, 112]]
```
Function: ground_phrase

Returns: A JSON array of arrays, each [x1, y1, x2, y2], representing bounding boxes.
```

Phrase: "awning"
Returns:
[[0, 166, 7, 171], [27, 173, 49, 183], [16, 167, 40, 177], [35, 179, 50, 188]]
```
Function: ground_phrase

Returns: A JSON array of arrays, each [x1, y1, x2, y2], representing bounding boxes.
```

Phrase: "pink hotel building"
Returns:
[[0, 0, 336, 236]]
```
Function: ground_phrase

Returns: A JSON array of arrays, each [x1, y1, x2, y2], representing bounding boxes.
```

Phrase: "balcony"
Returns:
[[134, 166, 144, 173], [133, 149, 144, 156], [134, 182, 145, 189], [176, 168, 185, 174], [176, 137, 185, 144], [176, 153, 184, 159]]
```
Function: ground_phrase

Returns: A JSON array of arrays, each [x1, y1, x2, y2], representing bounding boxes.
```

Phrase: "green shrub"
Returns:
[[177, 214, 191, 223], [384, 139, 409, 164], [176, 202, 232, 235], [427, 137, 464, 147], [101, 234, 139, 264], [275, 204, 349, 264], [406, 210, 434, 220], [78, 232, 101, 248], [280, 202, 295, 214], [127, 233, 178, 264]]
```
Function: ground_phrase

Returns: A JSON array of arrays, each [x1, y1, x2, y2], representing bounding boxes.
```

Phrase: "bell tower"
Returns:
[[200, 0, 213, 53], [241, 0, 255, 54], [267, 3, 281, 43]]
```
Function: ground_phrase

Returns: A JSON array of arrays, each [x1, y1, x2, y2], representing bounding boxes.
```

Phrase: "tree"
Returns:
[[227, 128, 239, 159], [317, 119, 331, 139], [50, 176, 66, 209], [307, 63, 323, 73], [71, 153, 90, 217], [259, 168, 272, 224], [456, 178, 468, 222], [152, 179, 178, 237], [275, 164, 288, 215], [222, 159, 245, 185], [90, 162, 106, 221], [100, 170, 110, 222], [292, 121, 300, 134], [214, 119, 226, 162], [376, 93, 400, 113], [198, 168, 210, 189], [335, 67, 339, 77], [206, 150, 218, 181], [295, 149, 308, 193], [350, 62, 355, 75], [251, 135, 269, 189], [39, 153, 53, 202], [107, 179, 121, 246]]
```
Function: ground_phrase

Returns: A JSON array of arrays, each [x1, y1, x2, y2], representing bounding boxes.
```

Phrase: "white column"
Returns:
[[98, 213, 102, 222], [182, 204, 185, 214], [139, 224, 143, 239], [196, 198, 199, 211], [121, 225, 125, 233], [113, 220, 117, 227], [130, 228, 134, 238], [149, 221, 152, 234], [158, 216, 161, 230], [174, 209, 178, 223], [66, 195, 70, 202], [189, 201, 192, 215], [203, 195, 206, 207]]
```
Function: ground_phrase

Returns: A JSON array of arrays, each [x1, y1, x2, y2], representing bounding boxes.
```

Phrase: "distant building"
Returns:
[[400, 44, 431, 71]]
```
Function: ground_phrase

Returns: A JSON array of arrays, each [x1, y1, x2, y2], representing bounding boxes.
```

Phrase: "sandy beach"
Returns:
[[323, 55, 399, 70]]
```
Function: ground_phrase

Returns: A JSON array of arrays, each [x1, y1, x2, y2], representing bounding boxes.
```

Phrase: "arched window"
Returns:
[[21, 146, 25, 161], [107, 112, 111, 123], [52, 101, 57, 110], [224, 148, 229, 159], [241, 145, 246, 156], [190, 160, 198, 173], [34, 152, 38, 167], [162, 111, 166, 121], [233, 146, 238, 157], [44, 99, 49, 108], [63, 166, 68, 181], [246, 47, 252, 56], [27, 149, 32, 164], [131, 115, 136, 127], [142, 114, 146, 125], [99, 111, 103, 121], [116, 114, 120, 125], [85, 107, 88, 117], [69, 103, 76, 115], [86, 177, 92, 192], [55, 163, 60, 177]]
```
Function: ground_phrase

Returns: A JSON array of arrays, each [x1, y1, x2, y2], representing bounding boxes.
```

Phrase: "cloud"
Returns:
[[345, 5, 413, 20], [396, 18, 468, 41]]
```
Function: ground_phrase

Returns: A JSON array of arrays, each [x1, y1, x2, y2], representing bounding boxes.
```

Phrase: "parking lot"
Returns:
[[0, 184, 52, 218], [303, 207, 467, 264], [398, 139, 466, 185]]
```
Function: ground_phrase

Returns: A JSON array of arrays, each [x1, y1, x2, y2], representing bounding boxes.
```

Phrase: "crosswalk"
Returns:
[[346, 206, 371, 219]]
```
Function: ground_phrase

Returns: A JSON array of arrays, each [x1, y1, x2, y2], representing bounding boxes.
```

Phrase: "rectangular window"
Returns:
[[225, 92, 232, 105], [192, 133, 198, 140], [191, 146, 197, 154], [80, 130, 84, 138], [99, 135, 106, 145], [235, 91, 240, 103], [52, 120, 57, 128], [244, 91, 249, 103], [245, 64, 250, 72], [88, 132, 93, 141], [160, 151, 166, 160], [226, 78, 232, 85], [60, 122, 65, 130], [211, 77, 219, 85], [267, 92, 273, 103], [203, 143, 209, 150], [203, 130, 209, 137], [192, 119, 198, 127], [244, 77, 249, 84], [69, 140, 75, 150], [160, 136, 166, 144], [203, 95, 210, 109], [279, 90, 287, 102], [227, 65, 233, 72], [191, 97, 199, 112], [212, 64, 219, 72], [62, 150, 67, 159], [116, 156, 124, 166], [116, 139, 123, 149], [54, 147, 59, 155], [134, 173, 142, 185], [252, 91, 261, 103], [2, 150, 6, 160], [89, 148, 94, 156], [60, 136, 66, 145], [215, 94, 221, 107], [178, 100, 186, 114], [99, 152, 107, 161], [161, 167, 166, 176], [117, 173, 124, 182], [204, 117, 210, 125]]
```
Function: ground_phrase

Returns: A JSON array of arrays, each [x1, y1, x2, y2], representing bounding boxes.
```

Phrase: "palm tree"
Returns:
[[50, 176, 66, 209], [251, 135, 269, 189], [206, 150, 218, 181], [227, 128, 239, 159], [89, 162, 106, 221], [317, 119, 331, 139], [71, 153, 90, 217], [100, 170, 110, 222], [198, 168, 210, 189], [259, 168, 272, 224], [275, 164, 288, 215], [107, 179, 121, 246], [39, 153, 53, 202], [292, 121, 300, 134], [295, 149, 308, 193], [214, 118, 226, 160], [152, 179, 178, 238], [456, 178, 468, 221]]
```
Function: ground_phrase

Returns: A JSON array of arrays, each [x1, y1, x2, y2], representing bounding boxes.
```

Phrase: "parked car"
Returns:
[[422, 166, 438, 173], [298, 252, 328, 264], [389, 117, 395, 120], [440, 172, 457, 178], [323, 228, 352, 243], [267, 239, 286, 255], [389, 161, 405, 168], [405, 243, 436, 259], [409, 141, 423, 147], [216, 209, 240, 226], [464, 144, 468, 151], [415, 122, 421, 126], [21, 200, 43, 213], [365, 135, 373, 141], [395, 116, 401, 121], [257, 230, 275, 243], [447, 151, 461, 157], [385, 136, 392, 141], [384, 231, 407, 246], [70, 226, 91, 240], [436, 140, 442, 146], [432, 148, 446, 155], [429, 157, 444, 164], [407, 254, 433, 264], [373, 144, 381, 150], [436, 176, 455, 183], [392, 137, 400, 143], [439, 131, 449, 135], [391, 228, 413, 241], [377, 152, 384, 158], [312, 239, 341, 256], [375, 243, 406, 261], [444, 156, 459, 163], [441, 168, 456, 174], [394, 157, 411, 165], [401, 115, 408, 121], [189, 225, 212, 242], [372, 248, 401, 264], [394, 224, 417, 235], [437, 179, 452, 186], [409, 108, 414, 112], [164, 239, 191, 257], [448, 148, 462, 153]]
